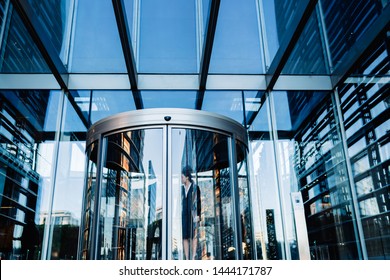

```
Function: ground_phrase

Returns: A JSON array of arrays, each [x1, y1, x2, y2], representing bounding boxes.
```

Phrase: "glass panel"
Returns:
[[261, 0, 299, 67], [276, 91, 328, 133], [236, 140, 253, 259], [85, 91, 135, 124], [202, 91, 245, 124], [138, 0, 198, 73], [0, 0, 6, 31], [71, 90, 137, 126], [338, 36, 390, 260], [27, 0, 73, 66], [49, 93, 87, 260], [79, 142, 98, 260], [209, 0, 264, 74], [69, 0, 126, 73], [171, 128, 236, 260], [141, 91, 197, 109], [272, 90, 360, 259], [99, 129, 163, 260], [0, 6, 50, 73], [248, 92, 285, 260], [282, 10, 329, 74], [0, 90, 59, 260], [320, 0, 386, 70]]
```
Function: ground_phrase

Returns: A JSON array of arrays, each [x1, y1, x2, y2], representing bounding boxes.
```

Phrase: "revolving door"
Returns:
[[79, 109, 253, 260]]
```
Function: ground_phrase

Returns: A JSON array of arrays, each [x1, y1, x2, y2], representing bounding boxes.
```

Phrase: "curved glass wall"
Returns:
[[79, 108, 252, 260]]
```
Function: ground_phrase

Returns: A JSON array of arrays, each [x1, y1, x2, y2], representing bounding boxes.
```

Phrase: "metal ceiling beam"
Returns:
[[196, 0, 221, 109], [112, 0, 143, 109], [265, 0, 318, 90], [331, 4, 390, 88]]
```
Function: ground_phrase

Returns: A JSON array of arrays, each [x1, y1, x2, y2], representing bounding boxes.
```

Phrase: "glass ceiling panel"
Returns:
[[26, 0, 73, 67], [261, 0, 299, 68], [0, 6, 50, 73], [273, 90, 328, 132], [282, 9, 329, 75], [141, 90, 197, 108], [202, 90, 245, 124], [69, 0, 126, 73], [123, 0, 135, 50], [247, 91, 269, 133], [138, 0, 198, 73], [89, 90, 135, 124], [209, 0, 264, 74], [0, 0, 5, 30], [320, 0, 386, 70]]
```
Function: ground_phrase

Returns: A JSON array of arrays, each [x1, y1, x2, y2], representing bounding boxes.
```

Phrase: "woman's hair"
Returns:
[[181, 165, 193, 182]]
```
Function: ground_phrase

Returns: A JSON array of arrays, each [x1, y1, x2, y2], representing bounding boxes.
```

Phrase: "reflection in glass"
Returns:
[[282, 10, 328, 74], [171, 128, 238, 260], [202, 91, 245, 124], [26, 0, 73, 66], [79, 142, 98, 260], [260, 0, 299, 66], [338, 36, 390, 259], [271, 90, 360, 259], [99, 129, 163, 260], [48, 93, 87, 260], [236, 141, 253, 259], [319, 0, 385, 70], [90, 91, 136, 124], [0, 7, 49, 73], [248, 93, 285, 260], [0, 89, 57, 260]]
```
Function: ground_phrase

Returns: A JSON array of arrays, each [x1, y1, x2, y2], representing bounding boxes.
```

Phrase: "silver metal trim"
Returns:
[[0, 74, 60, 89], [68, 74, 130, 89], [273, 75, 332, 90], [206, 75, 267, 90], [229, 135, 242, 260], [0, 73, 334, 91], [138, 74, 199, 90], [87, 108, 248, 147], [166, 125, 172, 260]]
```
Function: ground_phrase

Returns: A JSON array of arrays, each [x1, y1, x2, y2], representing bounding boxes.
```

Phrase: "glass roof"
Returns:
[[138, 0, 199, 73], [209, 0, 264, 74], [70, 0, 126, 73], [0, 0, 389, 127]]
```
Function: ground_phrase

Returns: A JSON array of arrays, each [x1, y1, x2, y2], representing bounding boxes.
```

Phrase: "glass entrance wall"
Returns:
[[79, 109, 251, 260]]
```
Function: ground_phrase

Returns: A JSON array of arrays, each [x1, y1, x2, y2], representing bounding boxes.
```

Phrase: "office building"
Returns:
[[0, 0, 389, 260]]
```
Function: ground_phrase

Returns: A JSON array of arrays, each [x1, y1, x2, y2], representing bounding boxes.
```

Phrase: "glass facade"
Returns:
[[0, 0, 389, 260]]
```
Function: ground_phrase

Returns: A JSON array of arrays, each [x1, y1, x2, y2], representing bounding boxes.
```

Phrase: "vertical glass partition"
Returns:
[[79, 109, 251, 260], [99, 129, 163, 260], [171, 128, 235, 260]]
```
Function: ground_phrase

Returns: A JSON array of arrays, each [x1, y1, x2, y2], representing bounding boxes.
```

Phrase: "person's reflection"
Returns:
[[181, 166, 201, 260]]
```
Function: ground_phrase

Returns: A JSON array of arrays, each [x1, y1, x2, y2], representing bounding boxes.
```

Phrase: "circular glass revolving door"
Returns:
[[79, 109, 253, 260]]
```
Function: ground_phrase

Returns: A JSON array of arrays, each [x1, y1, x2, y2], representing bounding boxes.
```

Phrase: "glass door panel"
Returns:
[[98, 129, 163, 260], [79, 142, 98, 260], [171, 128, 236, 260], [236, 140, 253, 260]]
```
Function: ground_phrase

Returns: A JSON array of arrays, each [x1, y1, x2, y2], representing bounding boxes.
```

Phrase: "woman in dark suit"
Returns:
[[181, 166, 201, 260]]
